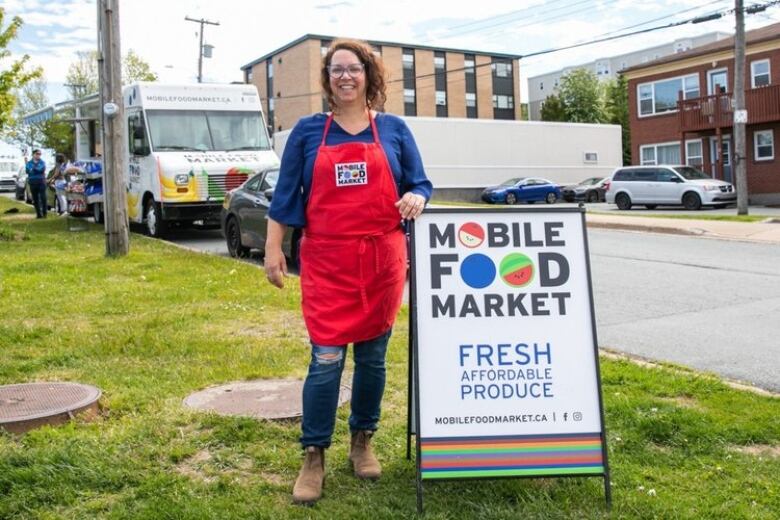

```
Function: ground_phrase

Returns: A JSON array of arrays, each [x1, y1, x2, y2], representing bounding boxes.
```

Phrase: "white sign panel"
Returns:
[[412, 208, 606, 480]]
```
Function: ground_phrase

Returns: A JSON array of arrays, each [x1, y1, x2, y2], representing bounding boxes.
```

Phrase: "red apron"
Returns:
[[300, 113, 407, 346]]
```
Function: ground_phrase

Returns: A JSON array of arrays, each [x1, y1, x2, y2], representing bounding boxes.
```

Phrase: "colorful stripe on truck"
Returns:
[[157, 166, 251, 202], [419, 432, 604, 479]]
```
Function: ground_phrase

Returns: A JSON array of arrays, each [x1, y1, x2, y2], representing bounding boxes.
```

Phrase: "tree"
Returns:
[[123, 50, 158, 83], [558, 68, 605, 124], [65, 49, 157, 99], [0, 8, 42, 131], [65, 50, 99, 99], [540, 94, 567, 122], [605, 74, 631, 165], [3, 76, 75, 155]]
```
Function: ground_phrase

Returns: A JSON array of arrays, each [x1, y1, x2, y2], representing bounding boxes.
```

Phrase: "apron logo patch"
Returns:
[[335, 162, 368, 187]]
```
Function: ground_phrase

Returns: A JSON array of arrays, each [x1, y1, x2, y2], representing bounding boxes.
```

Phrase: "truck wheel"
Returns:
[[615, 193, 632, 210], [145, 199, 167, 237], [682, 192, 701, 210]]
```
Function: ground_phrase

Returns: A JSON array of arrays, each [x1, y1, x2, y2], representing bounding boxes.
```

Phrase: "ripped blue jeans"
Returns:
[[300, 330, 391, 448]]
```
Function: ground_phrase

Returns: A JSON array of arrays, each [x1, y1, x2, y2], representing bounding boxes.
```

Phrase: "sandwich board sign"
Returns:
[[408, 207, 610, 513]]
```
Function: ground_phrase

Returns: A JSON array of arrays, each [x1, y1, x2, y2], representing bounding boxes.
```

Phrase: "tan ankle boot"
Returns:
[[292, 446, 325, 505], [349, 430, 381, 480]]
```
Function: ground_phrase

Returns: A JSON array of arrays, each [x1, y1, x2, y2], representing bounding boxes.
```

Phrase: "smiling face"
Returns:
[[328, 49, 367, 109]]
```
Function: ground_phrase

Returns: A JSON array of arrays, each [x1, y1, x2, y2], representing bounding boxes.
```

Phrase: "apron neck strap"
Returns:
[[321, 110, 379, 146]]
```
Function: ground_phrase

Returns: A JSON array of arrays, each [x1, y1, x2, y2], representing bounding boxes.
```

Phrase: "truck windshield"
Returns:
[[146, 110, 270, 152]]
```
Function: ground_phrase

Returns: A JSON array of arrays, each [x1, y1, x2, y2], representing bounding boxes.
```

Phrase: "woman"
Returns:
[[265, 38, 432, 505]]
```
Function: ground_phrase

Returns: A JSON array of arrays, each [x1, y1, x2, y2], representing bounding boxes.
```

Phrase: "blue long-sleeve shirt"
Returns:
[[268, 112, 433, 228], [26, 159, 47, 184]]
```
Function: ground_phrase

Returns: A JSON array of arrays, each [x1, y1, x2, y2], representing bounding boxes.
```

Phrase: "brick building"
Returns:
[[240, 34, 522, 134], [623, 22, 780, 204]]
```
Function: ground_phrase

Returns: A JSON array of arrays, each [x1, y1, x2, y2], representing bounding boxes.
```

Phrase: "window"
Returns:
[[402, 51, 415, 71], [404, 89, 416, 104], [320, 40, 331, 57], [583, 152, 598, 164], [435, 91, 446, 106], [464, 57, 475, 74], [128, 112, 149, 156], [686, 140, 703, 166], [751, 59, 771, 88], [754, 130, 774, 160], [539, 81, 544, 91], [640, 142, 680, 165], [146, 110, 270, 152], [465, 93, 476, 108], [434, 56, 445, 70], [638, 74, 699, 116], [492, 94, 514, 109], [656, 168, 679, 182], [492, 62, 512, 77], [246, 70, 253, 82], [267, 63, 273, 78]]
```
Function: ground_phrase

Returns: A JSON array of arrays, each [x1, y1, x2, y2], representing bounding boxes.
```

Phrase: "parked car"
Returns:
[[481, 177, 561, 205], [15, 167, 27, 201], [604, 165, 736, 210], [561, 177, 607, 203], [0, 161, 19, 192], [221, 169, 301, 265]]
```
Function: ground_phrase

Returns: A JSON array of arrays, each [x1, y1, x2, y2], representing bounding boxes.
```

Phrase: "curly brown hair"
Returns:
[[321, 38, 387, 112]]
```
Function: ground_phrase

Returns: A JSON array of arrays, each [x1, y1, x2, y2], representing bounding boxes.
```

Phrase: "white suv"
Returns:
[[604, 165, 736, 210]]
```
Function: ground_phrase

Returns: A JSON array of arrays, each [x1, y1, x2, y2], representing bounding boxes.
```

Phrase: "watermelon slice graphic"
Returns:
[[458, 221, 485, 248], [500, 253, 534, 287]]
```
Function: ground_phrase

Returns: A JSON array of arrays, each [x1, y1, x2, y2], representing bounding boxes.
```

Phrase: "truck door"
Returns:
[[127, 110, 152, 222]]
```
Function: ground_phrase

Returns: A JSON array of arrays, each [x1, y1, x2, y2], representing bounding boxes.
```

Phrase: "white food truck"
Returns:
[[75, 82, 279, 236]]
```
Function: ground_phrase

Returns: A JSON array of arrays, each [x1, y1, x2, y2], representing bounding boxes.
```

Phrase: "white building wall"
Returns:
[[273, 117, 622, 189]]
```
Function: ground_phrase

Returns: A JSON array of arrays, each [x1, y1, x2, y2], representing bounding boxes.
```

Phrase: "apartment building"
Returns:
[[240, 34, 522, 133], [624, 22, 780, 203], [528, 31, 729, 120]]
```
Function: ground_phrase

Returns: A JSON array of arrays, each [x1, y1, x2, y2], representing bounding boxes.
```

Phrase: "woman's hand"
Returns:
[[264, 218, 289, 288], [264, 247, 288, 289], [395, 192, 426, 220]]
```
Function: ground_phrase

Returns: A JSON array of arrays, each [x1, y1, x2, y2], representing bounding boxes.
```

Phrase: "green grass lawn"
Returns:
[[1, 197, 779, 519]]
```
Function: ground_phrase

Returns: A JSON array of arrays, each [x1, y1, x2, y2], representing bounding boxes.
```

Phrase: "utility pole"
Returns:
[[97, 0, 129, 255], [184, 16, 220, 83], [733, 0, 749, 215]]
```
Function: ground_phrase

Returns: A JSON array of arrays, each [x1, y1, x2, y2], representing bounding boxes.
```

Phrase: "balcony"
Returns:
[[677, 84, 780, 132]]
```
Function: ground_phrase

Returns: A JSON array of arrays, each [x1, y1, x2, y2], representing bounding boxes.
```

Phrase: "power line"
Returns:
[[439, 0, 571, 33], [259, 2, 780, 105]]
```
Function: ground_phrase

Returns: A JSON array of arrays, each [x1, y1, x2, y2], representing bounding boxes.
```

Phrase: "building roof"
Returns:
[[240, 33, 522, 71], [622, 22, 780, 73]]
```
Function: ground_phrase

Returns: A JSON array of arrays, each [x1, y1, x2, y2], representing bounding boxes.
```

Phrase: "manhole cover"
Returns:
[[183, 379, 351, 420], [0, 382, 102, 434]]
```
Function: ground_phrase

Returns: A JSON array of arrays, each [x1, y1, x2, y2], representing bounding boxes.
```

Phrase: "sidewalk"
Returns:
[[586, 212, 780, 244]]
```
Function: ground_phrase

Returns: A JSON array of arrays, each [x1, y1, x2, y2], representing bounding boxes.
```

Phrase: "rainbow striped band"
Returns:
[[420, 432, 604, 480]]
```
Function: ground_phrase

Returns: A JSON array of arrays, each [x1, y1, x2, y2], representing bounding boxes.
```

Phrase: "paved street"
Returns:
[[589, 228, 780, 392]]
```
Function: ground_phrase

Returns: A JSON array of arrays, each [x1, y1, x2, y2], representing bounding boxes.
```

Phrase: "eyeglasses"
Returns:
[[327, 63, 365, 78]]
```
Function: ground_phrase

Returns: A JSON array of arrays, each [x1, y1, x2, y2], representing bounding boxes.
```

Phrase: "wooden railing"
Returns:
[[677, 84, 780, 132]]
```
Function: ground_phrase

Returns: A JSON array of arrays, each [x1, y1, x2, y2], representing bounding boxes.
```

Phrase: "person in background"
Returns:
[[47, 154, 69, 215], [264, 38, 432, 506], [26, 149, 47, 218]]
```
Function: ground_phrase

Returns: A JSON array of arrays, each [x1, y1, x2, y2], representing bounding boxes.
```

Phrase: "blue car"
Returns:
[[481, 177, 561, 205]]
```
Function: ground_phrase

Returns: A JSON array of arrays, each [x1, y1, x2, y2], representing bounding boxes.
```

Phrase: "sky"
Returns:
[[4, 0, 780, 105]]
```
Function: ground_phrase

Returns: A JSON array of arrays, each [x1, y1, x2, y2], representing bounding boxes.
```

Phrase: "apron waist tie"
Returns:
[[357, 234, 382, 314]]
